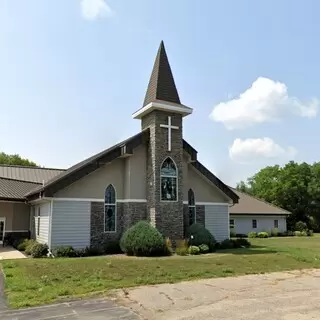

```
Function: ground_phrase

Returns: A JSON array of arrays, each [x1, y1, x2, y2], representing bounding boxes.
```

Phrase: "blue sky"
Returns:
[[1, 0, 319, 186]]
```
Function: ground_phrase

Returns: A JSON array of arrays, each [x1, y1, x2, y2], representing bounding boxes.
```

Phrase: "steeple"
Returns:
[[132, 41, 192, 119], [143, 41, 181, 106]]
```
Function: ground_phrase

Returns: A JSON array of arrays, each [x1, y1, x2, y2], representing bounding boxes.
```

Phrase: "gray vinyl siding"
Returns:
[[230, 215, 287, 235], [205, 204, 229, 242], [34, 202, 50, 244], [51, 200, 90, 249]]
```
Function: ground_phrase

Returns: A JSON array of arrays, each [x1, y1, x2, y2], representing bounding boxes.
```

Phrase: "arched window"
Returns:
[[160, 157, 178, 201], [104, 184, 116, 232], [188, 188, 196, 225]]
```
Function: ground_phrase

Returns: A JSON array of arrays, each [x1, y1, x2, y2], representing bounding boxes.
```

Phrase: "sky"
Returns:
[[1, 0, 320, 187]]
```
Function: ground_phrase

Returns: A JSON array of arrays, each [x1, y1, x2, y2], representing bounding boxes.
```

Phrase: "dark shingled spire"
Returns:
[[143, 41, 181, 107]]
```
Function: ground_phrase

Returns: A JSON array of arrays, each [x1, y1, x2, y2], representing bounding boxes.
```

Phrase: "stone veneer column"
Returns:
[[141, 110, 184, 240]]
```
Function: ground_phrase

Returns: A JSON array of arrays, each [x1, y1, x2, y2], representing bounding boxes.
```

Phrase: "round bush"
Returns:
[[30, 242, 48, 258], [248, 232, 257, 238], [199, 244, 210, 254], [220, 239, 234, 249], [258, 232, 269, 238], [120, 221, 167, 257], [295, 221, 307, 232], [188, 246, 200, 255], [54, 246, 76, 257], [185, 224, 216, 252]]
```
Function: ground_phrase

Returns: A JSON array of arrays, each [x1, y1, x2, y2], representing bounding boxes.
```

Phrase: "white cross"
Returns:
[[160, 116, 179, 151]]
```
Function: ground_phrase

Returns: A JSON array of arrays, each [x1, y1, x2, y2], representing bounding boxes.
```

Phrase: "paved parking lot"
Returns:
[[116, 268, 320, 319]]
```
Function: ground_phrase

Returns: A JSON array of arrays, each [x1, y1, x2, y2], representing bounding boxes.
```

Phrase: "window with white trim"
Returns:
[[188, 189, 196, 225], [252, 219, 257, 229], [229, 219, 235, 229], [160, 157, 177, 201], [274, 220, 279, 228], [104, 184, 116, 232]]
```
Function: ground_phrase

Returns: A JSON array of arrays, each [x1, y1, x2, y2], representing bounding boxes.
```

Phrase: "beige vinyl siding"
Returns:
[[51, 200, 90, 249], [184, 165, 229, 203], [230, 215, 287, 235], [34, 202, 50, 244], [54, 158, 125, 199], [0, 202, 30, 232], [205, 204, 229, 241]]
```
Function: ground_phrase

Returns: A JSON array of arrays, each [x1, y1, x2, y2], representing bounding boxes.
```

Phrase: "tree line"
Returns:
[[0, 152, 37, 167], [237, 161, 320, 231]]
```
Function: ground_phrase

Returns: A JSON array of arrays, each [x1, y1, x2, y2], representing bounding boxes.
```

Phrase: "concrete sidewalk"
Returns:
[[116, 268, 320, 319], [0, 246, 26, 260]]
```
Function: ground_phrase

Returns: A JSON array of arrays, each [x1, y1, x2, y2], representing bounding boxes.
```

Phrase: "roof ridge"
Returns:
[[0, 164, 65, 171], [230, 187, 291, 214], [0, 176, 42, 185]]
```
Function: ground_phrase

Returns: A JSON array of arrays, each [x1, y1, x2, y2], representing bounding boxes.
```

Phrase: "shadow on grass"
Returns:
[[216, 246, 278, 255]]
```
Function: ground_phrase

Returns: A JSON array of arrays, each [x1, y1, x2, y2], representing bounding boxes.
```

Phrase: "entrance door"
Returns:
[[0, 218, 5, 244]]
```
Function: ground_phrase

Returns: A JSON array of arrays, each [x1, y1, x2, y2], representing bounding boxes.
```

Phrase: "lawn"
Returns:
[[2, 236, 320, 308]]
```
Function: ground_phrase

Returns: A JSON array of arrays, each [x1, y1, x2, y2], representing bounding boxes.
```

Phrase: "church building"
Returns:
[[0, 42, 290, 250]]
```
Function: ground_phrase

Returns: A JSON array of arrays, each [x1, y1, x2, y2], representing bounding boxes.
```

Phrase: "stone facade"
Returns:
[[142, 110, 184, 240], [90, 201, 147, 247]]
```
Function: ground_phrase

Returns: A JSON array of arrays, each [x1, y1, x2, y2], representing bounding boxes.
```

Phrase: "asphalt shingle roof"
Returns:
[[229, 188, 290, 215]]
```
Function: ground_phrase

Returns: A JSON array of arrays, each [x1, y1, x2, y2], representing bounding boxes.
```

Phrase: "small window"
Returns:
[[104, 184, 116, 232], [230, 219, 235, 229], [37, 207, 40, 236], [274, 220, 279, 228], [252, 219, 257, 229], [188, 189, 196, 225]]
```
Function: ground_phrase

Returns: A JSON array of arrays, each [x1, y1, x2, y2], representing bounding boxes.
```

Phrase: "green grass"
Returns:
[[2, 236, 320, 308]]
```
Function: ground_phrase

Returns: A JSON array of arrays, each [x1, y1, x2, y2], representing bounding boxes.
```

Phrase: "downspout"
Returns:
[[48, 199, 54, 257]]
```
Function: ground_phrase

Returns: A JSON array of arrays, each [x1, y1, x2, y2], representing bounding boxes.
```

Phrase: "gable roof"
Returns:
[[0, 165, 64, 184], [143, 41, 181, 107], [0, 177, 40, 201], [25, 130, 239, 203], [26, 129, 150, 198], [229, 188, 290, 215]]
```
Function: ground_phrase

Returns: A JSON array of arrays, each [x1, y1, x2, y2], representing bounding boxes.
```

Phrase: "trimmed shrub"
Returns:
[[220, 239, 234, 249], [233, 238, 251, 248], [258, 232, 269, 238], [54, 246, 76, 258], [301, 230, 308, 237], [214, 242, 221, 250], [295, 221, 308, 232], [248, 232, 257, 238], [25, 239, 37, 255], [74, 248, 89, 257], [271, 228, 279, 237], [120, 221, 167, 257], [185, 223, 216, 252], [188, 246, 200, 255], [16, 238, 31, 251], [287, 230, 294, 236], [199, 244, 210, 254], [103, 240, 122, 255], [85, 246, 104, 256], [30, 243, 48, 258], [308, 229, 314, 236], [294, 231, 302, 237]]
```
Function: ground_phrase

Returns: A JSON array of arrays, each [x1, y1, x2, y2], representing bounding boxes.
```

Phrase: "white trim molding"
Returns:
[[132, 101, 193, 119], [183, 201, 229, 206], [41, 197, 147, 203]]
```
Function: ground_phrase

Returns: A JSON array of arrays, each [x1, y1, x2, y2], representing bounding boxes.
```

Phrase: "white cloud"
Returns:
[[210, 77, 319, 130], [80, 0, 112, 20], [229, 137, 297, 164]]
